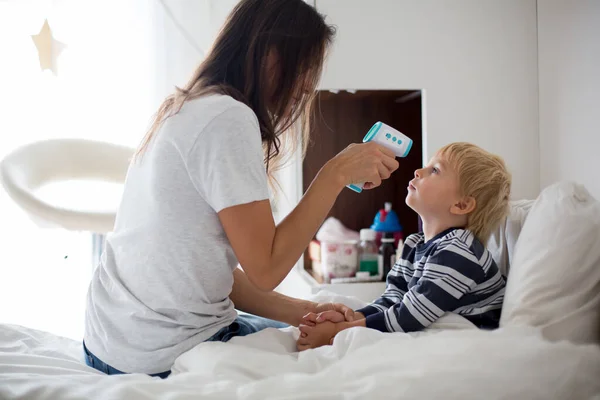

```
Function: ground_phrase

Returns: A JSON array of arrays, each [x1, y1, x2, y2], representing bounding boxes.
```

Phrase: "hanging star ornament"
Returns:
[[31, 19, 66, 75]]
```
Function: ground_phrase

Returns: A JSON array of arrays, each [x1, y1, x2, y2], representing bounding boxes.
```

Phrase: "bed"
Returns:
[[0, 302, 598, 400], [1, 181, 600, 399]]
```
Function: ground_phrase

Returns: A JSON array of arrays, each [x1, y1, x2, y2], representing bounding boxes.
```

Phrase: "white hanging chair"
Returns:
[[0, 139, 134, 265]]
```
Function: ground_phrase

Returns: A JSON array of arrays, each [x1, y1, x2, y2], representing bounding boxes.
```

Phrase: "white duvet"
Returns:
[[1, 293, 599, 400]]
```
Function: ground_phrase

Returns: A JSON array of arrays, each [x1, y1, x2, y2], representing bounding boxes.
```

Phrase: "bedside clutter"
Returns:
[[309, 203, 407, 284]]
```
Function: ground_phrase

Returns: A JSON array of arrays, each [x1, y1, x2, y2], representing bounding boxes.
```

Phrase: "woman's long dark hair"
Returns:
[[137, 0, 336, 181]]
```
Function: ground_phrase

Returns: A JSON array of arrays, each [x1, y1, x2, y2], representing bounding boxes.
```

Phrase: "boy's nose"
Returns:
[[414, 169, 421, 178]]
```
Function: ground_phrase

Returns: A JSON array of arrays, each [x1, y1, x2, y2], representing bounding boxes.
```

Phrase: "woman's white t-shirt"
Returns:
[[84, 95, 270, 374]]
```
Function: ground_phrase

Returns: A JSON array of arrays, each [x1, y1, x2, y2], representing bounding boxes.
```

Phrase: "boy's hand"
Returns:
[[296, 321, 339, 351]]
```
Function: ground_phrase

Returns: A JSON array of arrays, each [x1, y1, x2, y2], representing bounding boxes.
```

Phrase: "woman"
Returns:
[[83, 0, 398, 378]]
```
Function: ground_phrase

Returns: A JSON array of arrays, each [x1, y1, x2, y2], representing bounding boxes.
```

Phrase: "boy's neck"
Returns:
[[421, 217, 464, 242]]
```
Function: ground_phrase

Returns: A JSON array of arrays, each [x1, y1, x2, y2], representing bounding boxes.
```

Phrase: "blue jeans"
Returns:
[[206, 313, 288, 342], [83, 314, 287, 378]]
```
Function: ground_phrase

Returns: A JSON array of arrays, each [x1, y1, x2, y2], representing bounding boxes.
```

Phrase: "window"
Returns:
[[0, 0, 154, 339]]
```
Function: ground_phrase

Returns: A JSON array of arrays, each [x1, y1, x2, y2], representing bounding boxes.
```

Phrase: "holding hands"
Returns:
[[297, 303, 364, 351]]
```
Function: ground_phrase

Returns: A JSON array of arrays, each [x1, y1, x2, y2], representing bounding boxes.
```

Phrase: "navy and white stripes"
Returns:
[[356, 228, 505, 333]]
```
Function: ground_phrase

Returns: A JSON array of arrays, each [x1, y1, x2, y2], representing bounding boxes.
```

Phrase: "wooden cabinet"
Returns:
[[304, 90, 422, 233], [302, 90, 423, 275]]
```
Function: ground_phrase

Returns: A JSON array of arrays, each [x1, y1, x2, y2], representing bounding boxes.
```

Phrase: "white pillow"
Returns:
[[487, 199, 535, 277], [500, 182, 600, 344]]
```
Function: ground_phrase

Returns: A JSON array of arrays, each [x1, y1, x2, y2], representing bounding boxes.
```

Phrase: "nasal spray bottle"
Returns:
[[347, 122, 413, 193]]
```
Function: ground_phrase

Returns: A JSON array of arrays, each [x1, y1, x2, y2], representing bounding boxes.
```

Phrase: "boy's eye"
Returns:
[[432, 167, 439, 174]]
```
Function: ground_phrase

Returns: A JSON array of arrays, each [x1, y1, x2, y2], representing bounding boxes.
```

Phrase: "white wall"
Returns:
[[150, 0, 239, 104], [150, 0, 541, 202], [316, 0, 540, 200], [538, 0, 600, 199]]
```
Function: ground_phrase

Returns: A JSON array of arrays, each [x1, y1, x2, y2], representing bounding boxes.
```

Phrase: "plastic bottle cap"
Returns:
[[371, 204, 403, 233], [356, 272, 370, 279], [360, 229, 376, 241]]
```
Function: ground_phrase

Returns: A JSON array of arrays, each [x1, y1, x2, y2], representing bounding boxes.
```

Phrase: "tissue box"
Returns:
[[311, 261, 323, 280], [308, 240, 321, 261], [320, 240, 359, 283]]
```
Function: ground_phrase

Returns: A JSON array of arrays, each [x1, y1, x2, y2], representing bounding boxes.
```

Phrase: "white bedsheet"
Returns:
[[1, 293, 599, 400]]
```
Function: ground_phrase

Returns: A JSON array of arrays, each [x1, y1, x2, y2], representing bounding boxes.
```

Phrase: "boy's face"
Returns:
[[406, 152, 462, 218]]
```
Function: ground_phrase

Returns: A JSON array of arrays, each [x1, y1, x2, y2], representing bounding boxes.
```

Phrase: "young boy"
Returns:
[[297, 142, 512, 351]]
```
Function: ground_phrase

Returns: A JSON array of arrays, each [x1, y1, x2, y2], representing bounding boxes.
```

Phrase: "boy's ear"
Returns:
[[450, 196, 476, 215]]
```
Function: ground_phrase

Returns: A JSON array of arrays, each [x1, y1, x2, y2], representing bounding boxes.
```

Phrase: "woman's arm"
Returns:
[[230, 268, 352, 326], [219, 142, 399, 290], [229, 268, 316, 326], [219, 166, 340, 291]]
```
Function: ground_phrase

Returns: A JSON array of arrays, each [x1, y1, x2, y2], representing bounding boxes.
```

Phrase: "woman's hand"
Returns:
[[302, 302, 356, 326], [297, 312, 368, 348], [323, 142, 400, 190], [300, 305, 364, 338], [297, 321, 339, 351]]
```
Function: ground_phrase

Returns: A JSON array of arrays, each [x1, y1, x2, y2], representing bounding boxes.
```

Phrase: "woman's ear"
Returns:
[[450, 196, 476, 215]]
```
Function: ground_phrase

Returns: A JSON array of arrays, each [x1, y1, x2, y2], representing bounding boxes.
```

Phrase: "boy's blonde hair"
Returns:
[[439, 142, 512, 245]]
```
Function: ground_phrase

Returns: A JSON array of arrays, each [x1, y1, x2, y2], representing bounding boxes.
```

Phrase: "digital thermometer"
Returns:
[[347, 121, 413, 193]]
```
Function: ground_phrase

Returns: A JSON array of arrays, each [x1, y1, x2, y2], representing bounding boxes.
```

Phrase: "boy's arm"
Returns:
[[360, 249, 484, 333], [356, 238, 422, 317], [305, 264, 408, 325], [355, 242, 413, 318], [305, 237, 422, 326]]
